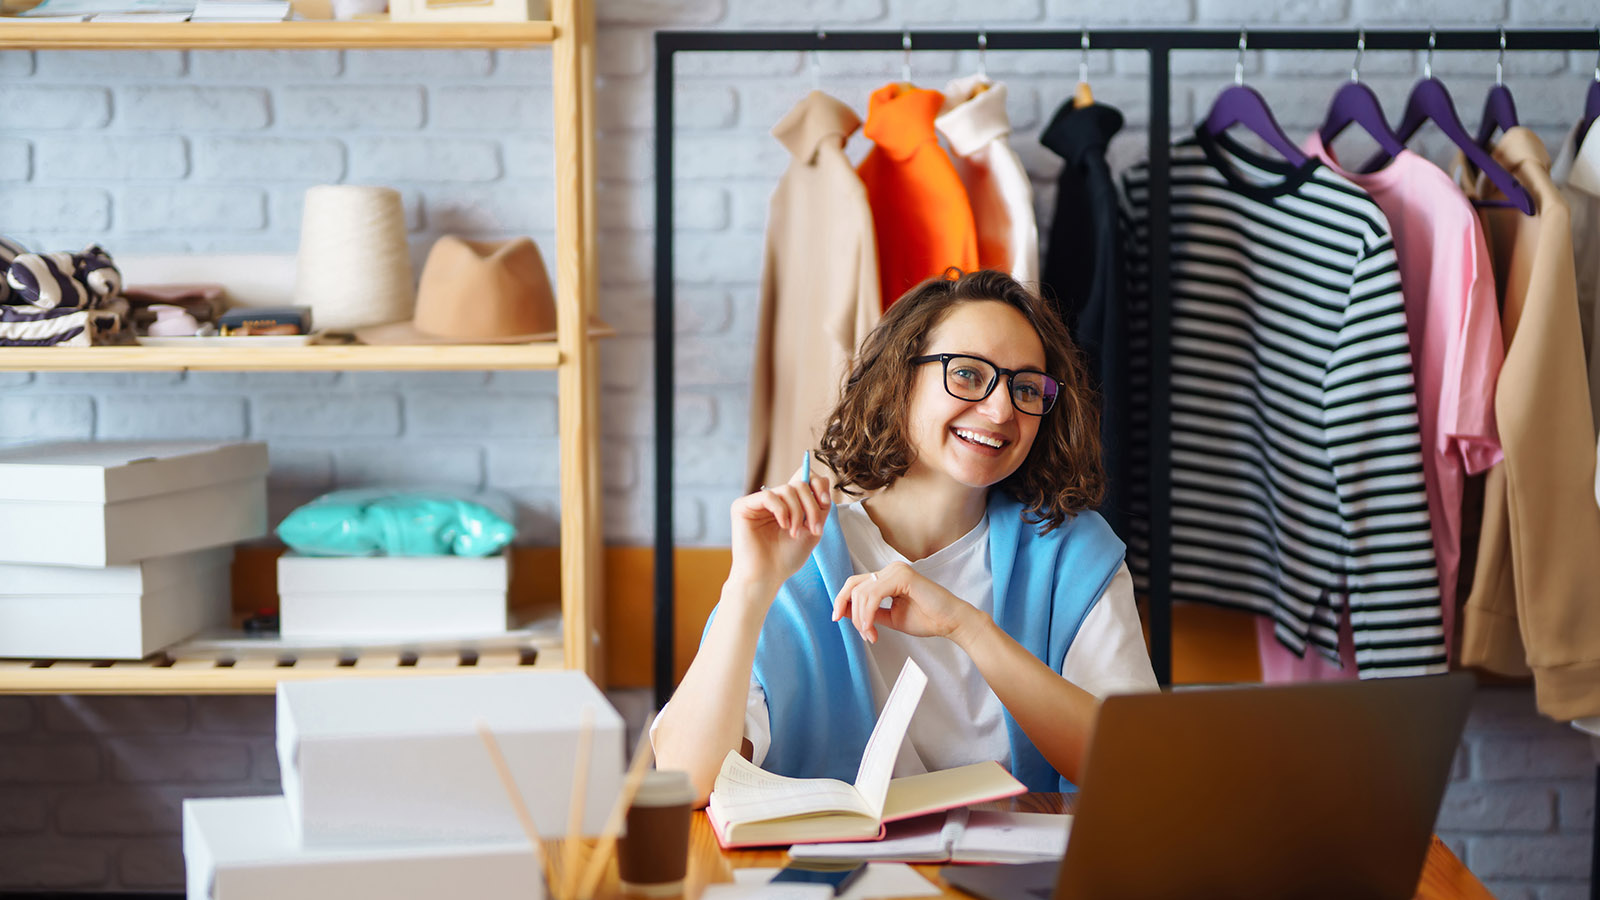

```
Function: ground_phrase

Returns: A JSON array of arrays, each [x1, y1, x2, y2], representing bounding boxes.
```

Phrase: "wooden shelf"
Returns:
[[0, 19, 555, 49], [0, 342, 563, 371], [0, 641, 564, 694], [0, 0, 606, 691]]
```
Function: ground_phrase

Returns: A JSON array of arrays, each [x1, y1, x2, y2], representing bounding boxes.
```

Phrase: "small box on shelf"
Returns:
[[276, 553, 510, 640]]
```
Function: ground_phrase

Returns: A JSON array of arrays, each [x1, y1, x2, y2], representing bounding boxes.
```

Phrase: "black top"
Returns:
[[1039, 100, 1130, 542]]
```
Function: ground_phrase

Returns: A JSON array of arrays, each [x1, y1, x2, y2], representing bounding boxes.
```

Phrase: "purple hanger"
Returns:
[[1475, 84, 1519, 147], [1320, 32, 1407, 159], [1579, 79, 1600, 146], [1202, 30, 1308, 167], [1474, 31, 1519, 147], [1393, 79, 1535, 214], [1363, 31, 1534, 216], [1579, 30, 1600, 146]]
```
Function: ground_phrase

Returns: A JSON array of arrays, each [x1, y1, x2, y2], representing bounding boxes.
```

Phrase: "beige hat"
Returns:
[[355, 235, 556, 345]]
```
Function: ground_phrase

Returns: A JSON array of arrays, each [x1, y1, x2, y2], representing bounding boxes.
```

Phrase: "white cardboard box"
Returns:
[[277, 554, 509, 640], [183, 795, 542, 900], [0, 441, 269, 567], [278, 670, 623, 846], [0, 546, 232, 659]]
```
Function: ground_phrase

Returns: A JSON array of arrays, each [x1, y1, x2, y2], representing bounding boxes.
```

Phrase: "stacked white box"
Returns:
[[276, 553, 510, 640], [0, 441, 268, 660], [278, 670, 624, 844], [183, 670, 622, 899], [0, 547, 232, 659], [183, 796, 542, 900], [0, 440, 269, 567]]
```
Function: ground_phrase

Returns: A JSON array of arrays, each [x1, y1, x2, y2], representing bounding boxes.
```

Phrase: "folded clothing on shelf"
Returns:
[[0, 236, 128, 345]]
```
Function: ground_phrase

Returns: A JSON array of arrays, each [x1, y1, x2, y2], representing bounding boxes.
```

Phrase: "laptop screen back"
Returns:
[[1055, 673, 1474, 900]]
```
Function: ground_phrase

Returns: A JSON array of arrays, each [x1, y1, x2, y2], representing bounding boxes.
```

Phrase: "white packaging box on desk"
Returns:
[[277, 553, 509, 640], [0, 546, 232, 659], [278, 670, 623, 846], [0, 441, 268, 567], [183, 796, 541, 900]]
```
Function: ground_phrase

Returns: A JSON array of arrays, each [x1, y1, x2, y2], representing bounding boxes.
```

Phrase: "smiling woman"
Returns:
[[652, 268, 1157, 808]]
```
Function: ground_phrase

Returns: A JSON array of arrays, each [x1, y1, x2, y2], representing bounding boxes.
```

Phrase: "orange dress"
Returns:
[[858, 84, 979, 309]]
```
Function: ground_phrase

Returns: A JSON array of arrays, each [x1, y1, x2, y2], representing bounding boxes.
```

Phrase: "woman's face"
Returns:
[[904, 300, 1046, 491]]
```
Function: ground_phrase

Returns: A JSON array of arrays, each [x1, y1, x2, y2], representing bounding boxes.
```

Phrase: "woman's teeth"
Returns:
[[954, 428, 1003, 448]]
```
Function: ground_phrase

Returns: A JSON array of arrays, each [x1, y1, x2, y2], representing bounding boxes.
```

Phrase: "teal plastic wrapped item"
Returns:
[[275, 489, 517, 557]]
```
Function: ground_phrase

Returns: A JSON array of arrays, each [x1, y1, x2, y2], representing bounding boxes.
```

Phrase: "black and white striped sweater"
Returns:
[[1123, 129, 1445, 678]]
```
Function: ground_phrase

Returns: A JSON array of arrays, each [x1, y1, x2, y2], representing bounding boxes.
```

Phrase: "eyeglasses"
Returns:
[[910, 353, 1059, 416]]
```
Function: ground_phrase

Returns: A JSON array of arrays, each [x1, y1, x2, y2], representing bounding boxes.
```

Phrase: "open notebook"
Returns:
[[705, 658, 1026, 848]]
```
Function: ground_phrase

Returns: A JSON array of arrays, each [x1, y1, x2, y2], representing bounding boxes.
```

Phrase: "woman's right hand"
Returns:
[[727, 470, 832, 601]]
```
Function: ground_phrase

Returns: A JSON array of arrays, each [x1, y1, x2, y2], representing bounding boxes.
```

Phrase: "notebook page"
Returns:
[[953, 811, 1071, 861], [710, 751, 874, 821], [786, 811, 958, 861], [853, 658, 929, 818]]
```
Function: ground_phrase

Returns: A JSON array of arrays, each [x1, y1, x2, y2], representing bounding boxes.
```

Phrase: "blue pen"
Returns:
[[802, 450, 811, 484]]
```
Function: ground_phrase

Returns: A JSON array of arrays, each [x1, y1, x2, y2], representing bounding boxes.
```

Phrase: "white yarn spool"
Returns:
[[294, 185, 415, 333]]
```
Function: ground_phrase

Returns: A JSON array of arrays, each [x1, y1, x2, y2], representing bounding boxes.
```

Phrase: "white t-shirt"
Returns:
[[741, 501, 1157, 775]]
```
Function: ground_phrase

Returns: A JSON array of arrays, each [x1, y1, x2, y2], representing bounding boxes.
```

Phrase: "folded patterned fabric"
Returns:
[[5, 251, 88, 311], [0, 306, 92, 347], [0, 237, 125, 345], [0, 236, 23, 306]]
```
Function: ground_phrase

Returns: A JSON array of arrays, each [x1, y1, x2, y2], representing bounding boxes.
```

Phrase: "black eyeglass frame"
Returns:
[[909, 352, 1060, 416]]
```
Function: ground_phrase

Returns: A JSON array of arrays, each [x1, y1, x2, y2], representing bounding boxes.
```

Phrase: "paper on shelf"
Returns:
[[19, 0, 193, 14]]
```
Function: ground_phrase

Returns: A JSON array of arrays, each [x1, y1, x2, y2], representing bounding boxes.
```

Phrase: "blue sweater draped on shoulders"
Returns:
[[723, 490, 1124, 793]]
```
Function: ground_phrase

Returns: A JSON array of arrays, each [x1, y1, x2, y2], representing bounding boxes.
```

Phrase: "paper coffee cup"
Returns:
[[618, 769, 695, 897]]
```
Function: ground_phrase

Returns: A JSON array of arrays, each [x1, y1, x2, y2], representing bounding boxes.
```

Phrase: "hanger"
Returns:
[[1578, 25, 1600, 144], [1201, 28, 1308, 166], [1474, 28, 1519, 147], [1367, 29, 1535, 215], [1074, 29, 1094, 108], [972, 29, 992, 95], [809, 26, 825, 92], [899, 28, 913, 90], [1319, 28, 1407, 158]]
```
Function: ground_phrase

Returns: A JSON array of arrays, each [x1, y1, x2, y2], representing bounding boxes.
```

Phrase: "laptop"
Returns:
[[943, 673, 1474, 900]]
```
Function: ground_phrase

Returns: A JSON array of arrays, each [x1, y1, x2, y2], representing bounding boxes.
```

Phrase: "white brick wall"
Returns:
[[0, 0, 1596, 893]]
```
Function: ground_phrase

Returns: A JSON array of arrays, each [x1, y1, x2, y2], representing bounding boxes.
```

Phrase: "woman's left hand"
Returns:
[[831, 561, 985, 645]]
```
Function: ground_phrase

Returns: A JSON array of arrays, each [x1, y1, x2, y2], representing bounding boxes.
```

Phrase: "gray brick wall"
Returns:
[[1, 0, 1597, 893]]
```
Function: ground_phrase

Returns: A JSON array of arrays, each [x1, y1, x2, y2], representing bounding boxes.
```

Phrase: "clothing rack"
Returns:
[[651, 27, 1600, 709]]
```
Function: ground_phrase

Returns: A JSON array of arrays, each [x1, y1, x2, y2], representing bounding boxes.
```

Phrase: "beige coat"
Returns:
[[1457, 128, 1600, 719], [1550, 122, 1600, 506], [746, 92, 880, 493]]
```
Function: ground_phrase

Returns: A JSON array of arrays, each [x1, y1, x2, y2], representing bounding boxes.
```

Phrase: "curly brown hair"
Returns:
[[816, 268, 1104, 534]]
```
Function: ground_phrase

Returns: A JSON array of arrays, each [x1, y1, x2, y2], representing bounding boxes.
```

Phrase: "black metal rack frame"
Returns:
[[651, 27, 1600, 709]]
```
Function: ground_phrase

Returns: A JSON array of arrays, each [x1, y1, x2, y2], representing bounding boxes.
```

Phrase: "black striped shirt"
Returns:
[[1124, 129, 1445, 677]]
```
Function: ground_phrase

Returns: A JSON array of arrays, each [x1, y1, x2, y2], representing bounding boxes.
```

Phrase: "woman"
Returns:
[[653, 268, 1155, 805]]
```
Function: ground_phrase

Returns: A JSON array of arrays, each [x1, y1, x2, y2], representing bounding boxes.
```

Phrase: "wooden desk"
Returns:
[[570, 793, 1494, 900]]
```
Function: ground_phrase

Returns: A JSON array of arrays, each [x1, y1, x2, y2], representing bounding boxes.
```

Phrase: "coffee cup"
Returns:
[[617, 769, 694, 897]]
